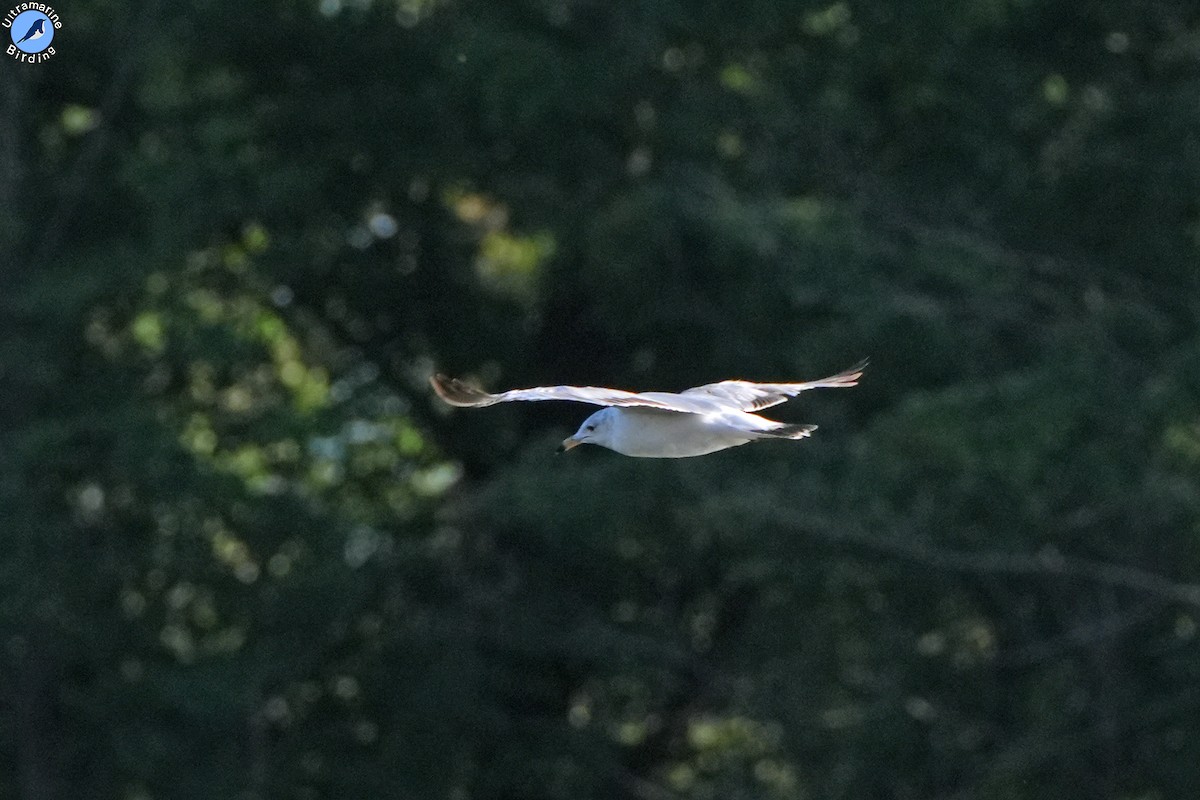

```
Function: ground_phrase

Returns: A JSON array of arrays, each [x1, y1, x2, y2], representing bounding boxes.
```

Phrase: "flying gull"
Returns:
[[430, 360, 866, 458]]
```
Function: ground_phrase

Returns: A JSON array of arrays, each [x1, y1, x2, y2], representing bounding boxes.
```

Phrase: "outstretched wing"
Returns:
[[431, 359, 867, 413], [681, 359, 868, 412], [430, 374, 681, 410]]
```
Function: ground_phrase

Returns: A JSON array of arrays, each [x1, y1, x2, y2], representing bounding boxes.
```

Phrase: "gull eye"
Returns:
[[585, 424, 596, 432]]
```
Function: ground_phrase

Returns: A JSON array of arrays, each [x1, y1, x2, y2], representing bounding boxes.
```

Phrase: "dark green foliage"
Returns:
[[3, 0, 1200, 798]]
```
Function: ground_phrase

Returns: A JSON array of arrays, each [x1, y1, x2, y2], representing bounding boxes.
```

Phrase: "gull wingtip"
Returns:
[[429, 372, 494, 407], [822, 357, 868, 387], [429, 372, 460, 405]]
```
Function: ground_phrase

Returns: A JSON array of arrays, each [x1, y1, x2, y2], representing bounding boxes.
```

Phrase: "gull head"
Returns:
[[558, 408, 615, 453]]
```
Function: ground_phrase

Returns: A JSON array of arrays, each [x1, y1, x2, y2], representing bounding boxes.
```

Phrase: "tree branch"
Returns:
[[766, 511, 1200, 608]]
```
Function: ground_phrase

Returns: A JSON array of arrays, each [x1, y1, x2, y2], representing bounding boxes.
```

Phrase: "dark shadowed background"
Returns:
[[3, 1, 1200, 798]]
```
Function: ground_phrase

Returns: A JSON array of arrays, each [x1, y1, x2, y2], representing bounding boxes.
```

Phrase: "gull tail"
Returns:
[[759, 423, 818, 440]]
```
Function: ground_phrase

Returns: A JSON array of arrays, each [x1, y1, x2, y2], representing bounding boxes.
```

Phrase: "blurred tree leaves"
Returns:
[[3, 0, 1200, 799]]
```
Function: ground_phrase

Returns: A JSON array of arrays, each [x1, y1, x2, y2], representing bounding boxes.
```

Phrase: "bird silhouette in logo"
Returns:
[[14, 17, 47, 45]]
